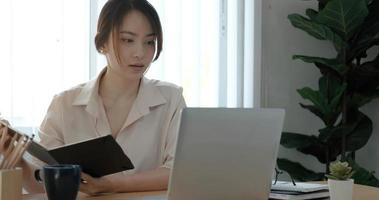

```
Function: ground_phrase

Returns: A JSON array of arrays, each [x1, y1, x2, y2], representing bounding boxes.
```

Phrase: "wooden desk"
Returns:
[[24, 184, 379, 200], [351, 184, 379, 200], [23, 191, 166, 200]]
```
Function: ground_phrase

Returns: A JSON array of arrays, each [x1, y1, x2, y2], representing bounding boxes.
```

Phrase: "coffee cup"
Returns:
[[35, 164, 81, 200]]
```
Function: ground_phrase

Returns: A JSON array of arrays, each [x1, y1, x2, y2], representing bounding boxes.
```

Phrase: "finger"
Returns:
[[0, 128, 6, 152], [2, 127, 10, 139], [3, 134, 18, 157], [0, 128, 10, 152], [79, 181, 97, 196], [81, 172, 93, 184], [81, 172, 91, 180], [0, 129, 16, 168], [79, 173, 103, 195], [6, 136, 26, 169], [0, 128, 7, 143], [4, 129, 15, 146]]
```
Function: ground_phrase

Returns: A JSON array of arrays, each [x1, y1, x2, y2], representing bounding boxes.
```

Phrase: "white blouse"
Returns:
[[35, 68, 186, 176]]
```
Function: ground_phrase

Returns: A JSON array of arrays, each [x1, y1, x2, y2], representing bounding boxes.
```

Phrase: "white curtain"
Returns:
[[0, 0, 257, 130], [0, 0, 90, 133]]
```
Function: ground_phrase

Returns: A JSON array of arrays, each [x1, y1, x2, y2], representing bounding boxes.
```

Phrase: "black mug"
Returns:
[[35, 164, 81, 200]]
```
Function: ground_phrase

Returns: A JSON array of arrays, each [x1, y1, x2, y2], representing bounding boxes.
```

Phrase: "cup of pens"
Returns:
[[0, 121, 34, 200]]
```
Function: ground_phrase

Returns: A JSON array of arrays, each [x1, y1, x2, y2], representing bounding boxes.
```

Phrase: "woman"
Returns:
[[1, 0, 185, 195]]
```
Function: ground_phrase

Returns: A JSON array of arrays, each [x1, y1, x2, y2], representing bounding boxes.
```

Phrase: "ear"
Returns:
[[101, 33, 117, 55], [99, 46, 107, 54]]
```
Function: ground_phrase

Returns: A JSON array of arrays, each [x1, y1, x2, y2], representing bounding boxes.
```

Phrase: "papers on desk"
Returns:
[[269, 191, 330, 200], [270, 181, 329, 200], [271, 181, 329, 192]]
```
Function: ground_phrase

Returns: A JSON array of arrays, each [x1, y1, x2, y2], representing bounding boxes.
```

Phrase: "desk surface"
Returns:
[[24, 183, 379, 200], [24, 191, 166, 200]]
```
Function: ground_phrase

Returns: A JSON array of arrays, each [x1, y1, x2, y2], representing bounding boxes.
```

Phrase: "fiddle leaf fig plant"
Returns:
[[277, 0, 379, 187]]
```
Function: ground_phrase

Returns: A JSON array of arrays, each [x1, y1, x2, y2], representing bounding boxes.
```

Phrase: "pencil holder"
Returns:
[[0, 168, 22, 200]]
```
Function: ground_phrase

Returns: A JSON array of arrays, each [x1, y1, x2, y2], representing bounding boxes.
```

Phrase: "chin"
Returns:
[[124, 72, 144, 81]]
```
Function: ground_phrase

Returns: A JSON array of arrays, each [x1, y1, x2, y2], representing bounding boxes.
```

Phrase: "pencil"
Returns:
[[0, 133, 19, 169], [4, 135, 26, 169], [9, 135, 34, 169]]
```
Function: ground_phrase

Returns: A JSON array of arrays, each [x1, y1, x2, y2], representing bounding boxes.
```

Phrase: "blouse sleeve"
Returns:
[[161, 89, 186, 169], [38, 95, 65, 148], [25, 95, 65, 167]]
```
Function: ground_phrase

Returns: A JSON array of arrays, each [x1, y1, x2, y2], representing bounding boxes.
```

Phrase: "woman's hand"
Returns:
[[0, 121, 11, 154], [79, 173, 115, 195]]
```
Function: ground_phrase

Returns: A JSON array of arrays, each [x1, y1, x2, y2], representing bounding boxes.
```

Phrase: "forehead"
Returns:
[[119, 10, 153, 34]]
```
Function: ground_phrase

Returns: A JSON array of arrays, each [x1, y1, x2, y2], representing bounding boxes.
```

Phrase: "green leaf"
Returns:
[[329, 83, 346, 110], [350, 38, 379, 62], [351, 0, 379, 57], [293, 55, 346, 75], [299, 104, 327, 124], [348, 55, 379, 94], [300, 103, 340, 127], [277, 158, 325, 181], [299, 147, 330, 164], [315, 0, 369, 40], [280, 132, 332, 163], [352, 169, 379, 187], [346, 112, 373, 151], [325, 174, 339, 179], [297, 87, 330, 115], [347, 157, 379, 187], [280, 132, 319, 149], [317, 0, 332, 10], [351, 90, 379, 108], [314, 62, 343, 78], [318, 126, 345, 143], [317, 111, 372, 151], [318, 76, 346, 109], [288, 14, 346, 51], [365, 0, 379, 37], [318, 125, 357, 152], [306, 8, 318, 20]]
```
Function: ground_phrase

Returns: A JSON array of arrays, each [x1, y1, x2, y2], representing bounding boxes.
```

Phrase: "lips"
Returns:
[[129, 64, 144, 68]]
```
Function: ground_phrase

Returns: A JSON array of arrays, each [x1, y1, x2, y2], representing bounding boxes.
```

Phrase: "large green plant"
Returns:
[[278, 0, 379, 187]]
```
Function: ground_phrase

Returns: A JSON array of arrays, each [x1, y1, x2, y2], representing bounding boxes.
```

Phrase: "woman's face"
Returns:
[[104, 10, 156, 80]]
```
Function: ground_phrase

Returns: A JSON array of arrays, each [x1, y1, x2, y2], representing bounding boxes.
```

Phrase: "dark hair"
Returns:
[[95, 0, 163, 61]]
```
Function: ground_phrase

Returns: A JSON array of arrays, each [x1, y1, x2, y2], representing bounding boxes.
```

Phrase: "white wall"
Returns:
[[261, 0, 379, 175]]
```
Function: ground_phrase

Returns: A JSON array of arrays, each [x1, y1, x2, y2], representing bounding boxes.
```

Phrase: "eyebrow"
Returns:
[[120, 31, 156, 37]]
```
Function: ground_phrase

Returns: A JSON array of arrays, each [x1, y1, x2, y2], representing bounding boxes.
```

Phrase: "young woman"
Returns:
[[0, 0, 185, 195]]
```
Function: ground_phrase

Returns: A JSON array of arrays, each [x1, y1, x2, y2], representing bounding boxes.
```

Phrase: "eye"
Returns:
[[146, 40, 156, 46], [121, 38, 133, 43]]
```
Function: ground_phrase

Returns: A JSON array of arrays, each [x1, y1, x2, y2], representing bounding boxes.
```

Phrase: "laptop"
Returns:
[[133, 108, 285, 200]]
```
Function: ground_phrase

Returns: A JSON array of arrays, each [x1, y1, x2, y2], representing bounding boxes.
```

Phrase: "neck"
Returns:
[[99, 68, 141, 100]]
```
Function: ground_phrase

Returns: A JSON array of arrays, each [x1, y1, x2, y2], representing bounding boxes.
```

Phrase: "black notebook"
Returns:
[[26, 135, 134, 177], [1, 121, 135, 178]]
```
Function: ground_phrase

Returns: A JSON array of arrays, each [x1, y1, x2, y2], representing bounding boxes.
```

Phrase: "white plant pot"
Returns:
[[328, 179, 354, 200]]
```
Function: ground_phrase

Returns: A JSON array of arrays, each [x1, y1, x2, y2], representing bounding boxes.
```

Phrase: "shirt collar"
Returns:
[[72, 67, 167, 123]]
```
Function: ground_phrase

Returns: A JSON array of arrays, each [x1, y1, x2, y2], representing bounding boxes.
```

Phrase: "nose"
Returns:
[[133, 43, 145, 59]]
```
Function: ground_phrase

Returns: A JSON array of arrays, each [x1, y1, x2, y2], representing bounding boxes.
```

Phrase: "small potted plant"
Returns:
[[326, 161, 355, 200]]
